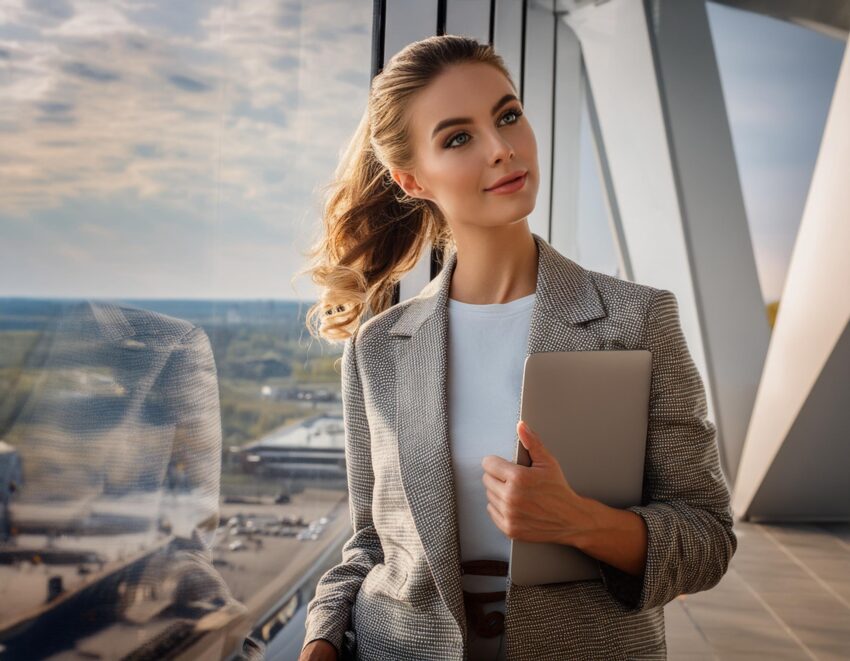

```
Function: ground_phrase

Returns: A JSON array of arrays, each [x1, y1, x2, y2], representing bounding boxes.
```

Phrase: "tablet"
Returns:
[[508, 349, 652, 586]]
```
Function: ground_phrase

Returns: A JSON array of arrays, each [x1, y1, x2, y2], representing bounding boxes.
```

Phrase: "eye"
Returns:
[[444, 107, 524, 149]]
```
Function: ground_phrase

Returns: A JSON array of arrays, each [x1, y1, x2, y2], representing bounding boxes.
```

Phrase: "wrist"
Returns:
[[560, 494, 605, 550], [565, 497, 649, 577]]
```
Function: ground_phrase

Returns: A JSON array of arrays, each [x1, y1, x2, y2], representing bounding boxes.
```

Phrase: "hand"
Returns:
[[482, 420, 596, 546], [299, 638, 338, 660]]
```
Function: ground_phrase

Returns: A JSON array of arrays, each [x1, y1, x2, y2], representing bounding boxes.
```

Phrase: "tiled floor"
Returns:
[[665, 521, 850, 660]]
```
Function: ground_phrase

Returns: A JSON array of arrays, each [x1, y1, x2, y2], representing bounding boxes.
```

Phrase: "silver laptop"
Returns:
[[509, 349, 652, 586]]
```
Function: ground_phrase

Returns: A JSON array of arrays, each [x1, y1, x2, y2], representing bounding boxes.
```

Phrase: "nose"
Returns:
[[488, 130, 515, 165]]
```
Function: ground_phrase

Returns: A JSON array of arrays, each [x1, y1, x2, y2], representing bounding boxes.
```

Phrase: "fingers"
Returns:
[[481, 454, 519, 481], [482, 470, 506, 497], [483, 473, 513, 524], [486, 502, 509, 536]]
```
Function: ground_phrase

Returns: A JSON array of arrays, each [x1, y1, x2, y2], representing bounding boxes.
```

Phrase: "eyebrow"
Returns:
[[430, 93, 520, 140]]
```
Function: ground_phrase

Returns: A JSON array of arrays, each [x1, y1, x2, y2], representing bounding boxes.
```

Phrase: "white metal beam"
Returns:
[[645, 0, 770, 488], [561, 0, 722, 470]]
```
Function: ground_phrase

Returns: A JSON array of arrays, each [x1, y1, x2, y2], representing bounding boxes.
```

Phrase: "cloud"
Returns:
[[166, 72, 211, 93], [35, 112, 75, 125], [36, 100, 73, 113], [62, 60, 121, 82], [132, 142, 160, 158], [41, 0, 146, 38], [0, 0, 374, 299], [26, 0, 74, 22]]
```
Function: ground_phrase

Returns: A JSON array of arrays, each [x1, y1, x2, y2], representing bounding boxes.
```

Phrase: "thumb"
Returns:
[[517, 420, 548, 463]]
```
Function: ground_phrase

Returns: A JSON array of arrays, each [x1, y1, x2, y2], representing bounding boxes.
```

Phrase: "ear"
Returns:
[[391, 169, 431, 202]]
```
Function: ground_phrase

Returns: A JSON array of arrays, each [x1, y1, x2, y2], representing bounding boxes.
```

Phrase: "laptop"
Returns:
[[508, 349, 652, 585]]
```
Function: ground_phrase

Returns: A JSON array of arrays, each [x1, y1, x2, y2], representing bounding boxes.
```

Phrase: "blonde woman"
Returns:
[[298, 35, 736, 661]]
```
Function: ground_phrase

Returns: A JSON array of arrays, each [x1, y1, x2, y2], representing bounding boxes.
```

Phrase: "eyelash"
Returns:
[[443, 107, 524, 149]]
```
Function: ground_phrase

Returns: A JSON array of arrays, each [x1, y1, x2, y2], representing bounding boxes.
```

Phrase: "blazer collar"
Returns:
[[388, 232, 606, 337]]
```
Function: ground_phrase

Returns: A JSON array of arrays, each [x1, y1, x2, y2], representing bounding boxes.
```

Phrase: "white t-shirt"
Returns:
[[447, 291, 536, 661]]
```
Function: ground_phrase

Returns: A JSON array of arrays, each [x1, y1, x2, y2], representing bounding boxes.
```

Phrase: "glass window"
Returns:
[[706, 2, 845, 322], [0, 1, 372, 657]]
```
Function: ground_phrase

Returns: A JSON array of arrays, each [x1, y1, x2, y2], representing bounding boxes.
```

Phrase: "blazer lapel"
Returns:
[[388, 232, 608, 638]]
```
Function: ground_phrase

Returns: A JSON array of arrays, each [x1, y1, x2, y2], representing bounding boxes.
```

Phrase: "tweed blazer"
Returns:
[[303, 232, 737, 660]]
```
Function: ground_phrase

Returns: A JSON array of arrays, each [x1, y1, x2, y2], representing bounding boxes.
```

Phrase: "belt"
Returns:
[[461, 560, 509, 639]]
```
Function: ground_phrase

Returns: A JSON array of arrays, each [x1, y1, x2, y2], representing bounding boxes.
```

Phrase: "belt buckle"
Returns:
[[463, 589, 506, 639], [461, 560, 508, 638], [463, 595, 505, 638]]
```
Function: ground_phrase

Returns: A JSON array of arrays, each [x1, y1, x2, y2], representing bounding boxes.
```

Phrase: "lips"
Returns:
[[486, 170, 527, 191]]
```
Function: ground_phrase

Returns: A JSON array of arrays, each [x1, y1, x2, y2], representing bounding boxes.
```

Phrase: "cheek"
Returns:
[[521, 128, 537, 160], [423, 159, 482, 215], [443, 159, 482, 195], [521, 133, 539, 184]]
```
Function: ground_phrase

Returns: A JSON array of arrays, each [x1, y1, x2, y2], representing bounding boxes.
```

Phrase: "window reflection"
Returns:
[[0, 0, 373, 658], [0, 301, 243, 658]]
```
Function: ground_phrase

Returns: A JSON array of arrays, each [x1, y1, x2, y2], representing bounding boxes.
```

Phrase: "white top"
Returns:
[[447, 291, 536, 661]]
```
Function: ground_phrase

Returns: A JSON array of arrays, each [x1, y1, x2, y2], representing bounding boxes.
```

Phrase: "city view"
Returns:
[[0, 297, 351, 658]]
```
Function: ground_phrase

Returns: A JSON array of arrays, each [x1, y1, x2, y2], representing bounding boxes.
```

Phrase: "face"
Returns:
[[391, 61, 539, 232]]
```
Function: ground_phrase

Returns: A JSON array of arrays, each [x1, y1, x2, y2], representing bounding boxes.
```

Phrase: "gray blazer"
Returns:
[[303, 232, 737, 660]]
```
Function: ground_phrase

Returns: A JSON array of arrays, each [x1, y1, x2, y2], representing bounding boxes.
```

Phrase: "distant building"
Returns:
[[0, 441, 23, 541], [259, 384, 338, 403], [240, 414, 346, 480]]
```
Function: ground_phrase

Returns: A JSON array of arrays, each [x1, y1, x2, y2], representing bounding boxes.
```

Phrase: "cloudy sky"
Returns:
[[0, 0, 845, 303]]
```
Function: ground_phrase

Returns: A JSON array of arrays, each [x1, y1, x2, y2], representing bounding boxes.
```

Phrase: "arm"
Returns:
[[596, 288, 738, 612], [155, 325, 243, 607], [568, 496, 648, 577], [163, 325, 223, 551], [302, 330, 383, 656]]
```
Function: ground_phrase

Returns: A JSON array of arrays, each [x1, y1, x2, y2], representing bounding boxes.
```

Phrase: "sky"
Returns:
[[705, 3, 845, 302], [0, 0, 845, 304]]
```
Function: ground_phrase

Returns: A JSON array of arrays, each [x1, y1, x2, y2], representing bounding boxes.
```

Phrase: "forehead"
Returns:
[[407, 62, 513, 139]]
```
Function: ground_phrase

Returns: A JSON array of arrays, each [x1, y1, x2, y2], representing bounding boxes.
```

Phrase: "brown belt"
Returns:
[[461, 560, 509, 639]]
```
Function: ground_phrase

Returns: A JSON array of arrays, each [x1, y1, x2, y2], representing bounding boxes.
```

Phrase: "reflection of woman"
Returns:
[[299, 36, 737, 661], [0, 302, 264, 659]]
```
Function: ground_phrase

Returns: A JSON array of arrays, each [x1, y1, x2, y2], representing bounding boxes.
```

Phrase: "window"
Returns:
[[0, 1, 372, 656], [707, 2, 845, 320]]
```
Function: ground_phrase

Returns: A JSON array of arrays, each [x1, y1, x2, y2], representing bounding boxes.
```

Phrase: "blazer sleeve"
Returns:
[[161, 325, 223, 550], [597, 288, 738, 612], [302, 329, 384, 656]]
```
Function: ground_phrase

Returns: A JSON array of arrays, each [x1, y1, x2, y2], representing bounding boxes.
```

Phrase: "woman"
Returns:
[[298, 35, 736, 661]]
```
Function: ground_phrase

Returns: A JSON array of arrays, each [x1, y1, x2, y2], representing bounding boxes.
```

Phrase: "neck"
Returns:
[[448, 224, 538, 305]]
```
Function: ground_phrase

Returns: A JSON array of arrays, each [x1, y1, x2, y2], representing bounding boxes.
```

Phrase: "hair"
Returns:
[[298, 34, 518, 343]]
